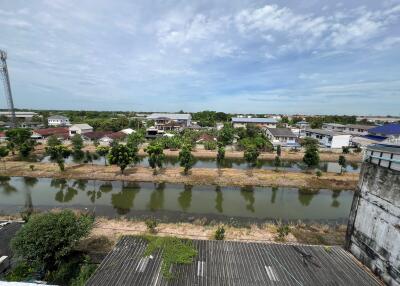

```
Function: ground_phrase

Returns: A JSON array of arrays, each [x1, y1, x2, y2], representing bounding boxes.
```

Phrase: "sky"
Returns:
[[0, 0, 399, 115]]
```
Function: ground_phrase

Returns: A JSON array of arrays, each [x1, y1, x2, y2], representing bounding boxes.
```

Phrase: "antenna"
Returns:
[[0, 49, 17, 127]]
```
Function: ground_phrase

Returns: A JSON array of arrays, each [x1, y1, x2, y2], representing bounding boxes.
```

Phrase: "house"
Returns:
[[322, 123, 346, 132], [82, 131, 111, 141], [69, 124, 93, 136], [145, 127, 164, 139], [120, 128, 135, 135], [296, 121, 310, 129], [367, 123, 400, 140], [196, 133, 217, 143], [147, 113, 191, 130], [47, 115, 70, 126], [231, 117, 277, 128], [31, 127, 69, 140], [265, 128, 299, 147], [304, 129, 351, 148], [342, 124, 374, 135], [99, 132, 127, 146]]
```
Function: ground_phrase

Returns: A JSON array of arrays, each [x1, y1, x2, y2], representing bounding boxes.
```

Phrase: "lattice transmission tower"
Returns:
[[0, 49, 16, 127]]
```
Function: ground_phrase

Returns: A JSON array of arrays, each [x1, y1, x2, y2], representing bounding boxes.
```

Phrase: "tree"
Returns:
[[217, 145, 225, 162], [46, 145, 71, 171], [47, 135, 61, 147], [244, 145, 260, 165], [342, 146, 350, 154], [146, 143, 165, 174], [0, 146, 9, 170], [108, 144, 138, 174], [179, 145, 196, 175], [203, 140, 217, 150], [276, 145, 281, 156], [300, 137, 319, 148], [5, 129, 34, 158], [126, 130, 145, 149], [11, 210, 93, 273], [96, 146, 110, 166], [217, 123, 235, 146], [274, 155, 281, 171], [338, 155, 347, 174], [303, 145, 320, 167], [71, 134, 84, 154]]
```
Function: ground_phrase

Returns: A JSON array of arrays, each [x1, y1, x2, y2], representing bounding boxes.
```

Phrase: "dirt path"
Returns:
[[0, 161, 359, 190]]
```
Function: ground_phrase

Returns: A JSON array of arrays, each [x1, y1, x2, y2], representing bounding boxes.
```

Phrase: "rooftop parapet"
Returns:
[[364, 137, 400, 171]]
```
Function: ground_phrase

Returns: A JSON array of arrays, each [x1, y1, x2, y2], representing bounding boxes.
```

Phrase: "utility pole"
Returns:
[[0, 49, 17, 127]]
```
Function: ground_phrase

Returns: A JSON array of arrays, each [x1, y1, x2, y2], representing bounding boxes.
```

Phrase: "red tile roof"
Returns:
[[33, 127, 69, 137], [83, 131, 112, 140]]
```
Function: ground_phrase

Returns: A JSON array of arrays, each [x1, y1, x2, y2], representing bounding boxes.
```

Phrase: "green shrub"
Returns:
[[5, 260, 36, 281], [354, 146, 362, 153], [315, 170, 322, 177], [11, 210, 94, 273], [203, 140, 217, 150], [29, 164, 35, 171], [145, 218, 158, 233], [342, 146, 350, 154], [214, 226, 225, 240], [277, 224, 290, 241]]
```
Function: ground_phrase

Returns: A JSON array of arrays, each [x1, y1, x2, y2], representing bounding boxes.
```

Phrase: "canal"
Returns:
[[0, 177, 353, 224]]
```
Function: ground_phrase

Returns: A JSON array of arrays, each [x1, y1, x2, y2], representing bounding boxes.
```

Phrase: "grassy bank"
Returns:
[[0, 161, 359, 190]]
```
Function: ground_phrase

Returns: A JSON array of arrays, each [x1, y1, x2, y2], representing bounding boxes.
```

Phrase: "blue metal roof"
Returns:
[[362, 135, 386, 141], [368, 123, 400, 135]]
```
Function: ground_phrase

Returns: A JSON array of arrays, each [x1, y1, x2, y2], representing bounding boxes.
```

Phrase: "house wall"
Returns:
[[346, 162, 400, 286], [330, 135, 351, 148]]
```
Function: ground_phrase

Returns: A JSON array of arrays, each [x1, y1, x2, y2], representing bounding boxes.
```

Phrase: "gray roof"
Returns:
[[232, 117, 278, 124], [305, 128, 346, 136], [48, 115, 69, 120], [70, 123, 92, 129], [267, 128, 297, 137], [147, 113, 191, 120], [345, 124, 374, 130], [86, 237, 380, 286]]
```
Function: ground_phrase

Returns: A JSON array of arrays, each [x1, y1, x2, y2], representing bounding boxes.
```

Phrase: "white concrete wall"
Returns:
[[331, 135, 351, 148]]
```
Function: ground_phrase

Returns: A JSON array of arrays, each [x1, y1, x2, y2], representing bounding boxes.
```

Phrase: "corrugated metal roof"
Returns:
[[86, 237, 380, 286], [267, 128, 297, 137], [369, 123, 400, 135], [232, 117, 278, 124]]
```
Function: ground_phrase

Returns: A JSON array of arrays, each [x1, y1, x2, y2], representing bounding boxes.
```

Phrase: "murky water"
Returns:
[[41, 155, 361, 173], [0, 177, 353, 223]]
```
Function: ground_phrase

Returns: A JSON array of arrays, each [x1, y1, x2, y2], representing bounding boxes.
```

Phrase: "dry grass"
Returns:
[[0, 161, 358, 190]]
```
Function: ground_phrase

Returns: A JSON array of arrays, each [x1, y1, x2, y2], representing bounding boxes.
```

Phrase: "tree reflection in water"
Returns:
[[298, 188, 318, 206], [147, 182, 165, 211], [0, 176, 17, 195], [240, 186, 255, 213], [73, 179, 88, 191], [214, 186, 223, 213], [23, 177, 38, 212], [51, 178, 78, 203], [111, 182, 141, 215], [331, 190, 341, 208], [271, 186, 278, 204], [178, 184, 192, 212]]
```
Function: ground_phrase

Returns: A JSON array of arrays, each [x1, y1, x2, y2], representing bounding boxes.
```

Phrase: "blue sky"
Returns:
[[0, 0, 399, 115]]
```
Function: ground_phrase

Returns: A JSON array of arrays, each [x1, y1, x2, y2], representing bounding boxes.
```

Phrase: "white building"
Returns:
[[47, 115, 70, 126], [69, 124, 93, 136], [231, 117, 277, 129], [305, 129, 351, 149], [265, 128, 298, 147], [0, 111, 38, 121], [147, 113, 191, 130], [322, 123, 373, 135]]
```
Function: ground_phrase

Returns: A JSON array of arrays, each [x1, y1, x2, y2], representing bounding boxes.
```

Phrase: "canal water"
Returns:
[[41, 156, 361, 173], [0, 177, 353, 224]]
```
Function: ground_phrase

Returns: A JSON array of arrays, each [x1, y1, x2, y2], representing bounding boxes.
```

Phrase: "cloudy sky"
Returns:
[[0, 0, 399, 115]]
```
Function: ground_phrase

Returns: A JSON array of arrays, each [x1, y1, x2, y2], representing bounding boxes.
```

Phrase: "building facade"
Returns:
[[69, 124, 93, 136], [147, 113, 191, 130], [304, 129, 351, 148], [346, 141, 400, 286], [231, 117, 277, 129], [47, 115, 70, 126], [265, 128, 298, 147]]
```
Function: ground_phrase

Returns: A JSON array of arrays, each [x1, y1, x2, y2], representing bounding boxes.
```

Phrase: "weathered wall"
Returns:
[[346, 163, 400, 286]]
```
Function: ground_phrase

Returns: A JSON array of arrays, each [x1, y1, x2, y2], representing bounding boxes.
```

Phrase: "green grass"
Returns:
[[141, 235, 198, 279]]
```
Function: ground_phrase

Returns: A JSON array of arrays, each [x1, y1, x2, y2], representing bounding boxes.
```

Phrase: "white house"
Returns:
[[305, 129, 351, 149], [69, 124, 93, 136], [47, 115, 70, 126], [147, 113, 191, 130], [265, 128, 298, 147], [231, 117, 277, 128]]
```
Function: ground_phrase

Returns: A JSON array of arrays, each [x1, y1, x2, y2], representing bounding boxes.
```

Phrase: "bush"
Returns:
[[29, 164, 35, 171], [342, 146, 350, 154], [244, 145, 260, 164], [214, 226, 225, 240], [5, 260, 36, 281], [11, 210, 94, 273], [354, 146, 362, 153], [315, 170, 322, 177], [303, 145, 320, 167], [203, 140, 217, 150], [276, 224, 290, 241], [145, 218, 158, 233]]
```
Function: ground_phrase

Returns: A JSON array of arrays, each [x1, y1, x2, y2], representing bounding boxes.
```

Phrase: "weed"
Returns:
[[214, 226, 225, 240], [145, 218, 158, 234]]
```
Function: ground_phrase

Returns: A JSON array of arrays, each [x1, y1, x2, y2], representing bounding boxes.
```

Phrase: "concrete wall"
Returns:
[[331, 134, 351, 148], [346, 162, 400, 286]]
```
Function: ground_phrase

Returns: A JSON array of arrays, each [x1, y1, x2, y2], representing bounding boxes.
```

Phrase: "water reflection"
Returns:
[[240, 186, 255, 213], [215, 186, 223, 213], [298, 188, 318, 206], [0, 177, 354, 222], [178, 185, 192, 212], [111, 182, 141, 215]]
